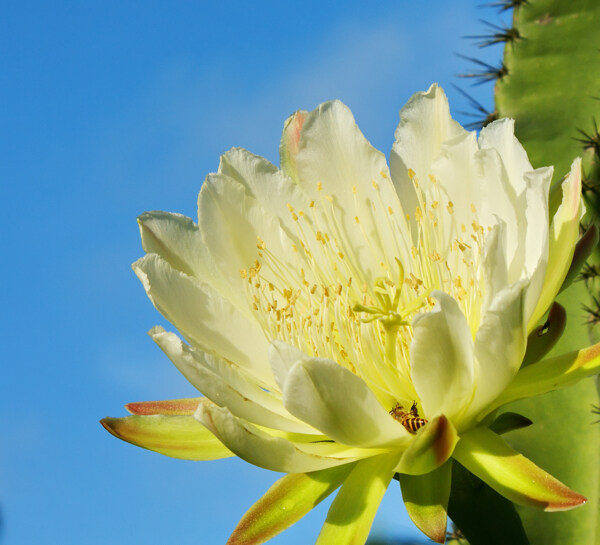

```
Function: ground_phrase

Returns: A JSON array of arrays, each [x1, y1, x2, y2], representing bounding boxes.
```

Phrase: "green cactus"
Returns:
[[462, 1, 600, 543]]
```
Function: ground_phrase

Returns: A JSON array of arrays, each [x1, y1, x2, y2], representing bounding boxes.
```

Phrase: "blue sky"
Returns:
[[1, 2, 508, 543]]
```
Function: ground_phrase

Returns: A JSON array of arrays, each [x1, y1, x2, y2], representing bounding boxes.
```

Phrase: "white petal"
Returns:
[[294, 100, 411, 284], [508, 167, 551, 285], [410, 291, 475, 420], [268, 341, 310, 391], [217, 147, 310, 242], [391, 84, 466, 187], [197, 172, 299, 300], [478, 118, 533, 196], [195, 400, 367, 473], [151, 328, 314, 433], [467, 279, 529, 422], [282, 358, 410, 447], [137, 211, 241, 309], [133, 253, 272, 383], [481, 221, 509, 314]]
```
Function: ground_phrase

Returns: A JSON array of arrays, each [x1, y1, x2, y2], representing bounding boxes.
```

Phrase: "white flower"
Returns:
[[103, 85, 599, 545]]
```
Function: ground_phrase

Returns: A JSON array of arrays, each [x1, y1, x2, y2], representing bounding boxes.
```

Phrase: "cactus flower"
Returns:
[[101, 85, 600, 544]]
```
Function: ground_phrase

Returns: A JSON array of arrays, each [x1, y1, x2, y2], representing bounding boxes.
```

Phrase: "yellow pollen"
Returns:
[[380, 170, 389, 179], [471, 203, 477, 213], [388, 206, 394, 215], [317, 181, 322, 192], [309, 200, 315, 208], [325, 195, 333, 202], [447, 201, 454, 214], [408, 168, 416, 179], [286, 203, 294, 212], [338, 251, 345, 259], [428, 174, 437, 184], [355, 216, 360, 224], [372, 180, 379, 190], [240, 269, 247, 278]]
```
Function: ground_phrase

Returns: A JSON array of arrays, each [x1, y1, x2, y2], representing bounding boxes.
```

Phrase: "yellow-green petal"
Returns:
[[100, 414, 233, 461], [528, 158, 582, 329], [394, 415, 458, 475], [453, 427, 586, 511], [491, 341, 600, 411], [227, 464, 355, 545], [315, 453, 399, 545], [398, 461, 451, 544]]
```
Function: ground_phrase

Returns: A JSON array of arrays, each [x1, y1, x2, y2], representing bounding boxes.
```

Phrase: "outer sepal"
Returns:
[[100, 414, 233, 461], [226, 465, 354, 545], [126, 397, 200, 415], [315, 453, 400, 545], [398, 461, 451, 543], [492, 341, 600, 410], [522, 303, 566, 367], [394, 415, 458, 475], [453, 427, 586, 511]]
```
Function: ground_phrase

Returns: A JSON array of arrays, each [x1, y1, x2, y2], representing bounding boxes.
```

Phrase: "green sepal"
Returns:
[[492, 341, 600, 410], [100, 414, 233, 460], [489, 412, 533, 435], [227, 463, 355, 545], [453, 427, 586, 511], [522, 303, 566, 367], [398, 461, 452, 544], [316, 453, 399, 545], [559, 225, 599, 294], [394, 415, 458, 475], [447, 460, 529, 545]]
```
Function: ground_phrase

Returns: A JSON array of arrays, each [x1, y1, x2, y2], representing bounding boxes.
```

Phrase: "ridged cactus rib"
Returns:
[[492, 2, 600, 544]]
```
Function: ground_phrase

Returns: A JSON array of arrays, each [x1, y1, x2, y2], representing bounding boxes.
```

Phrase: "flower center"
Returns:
[[239, 169, 488, 410]]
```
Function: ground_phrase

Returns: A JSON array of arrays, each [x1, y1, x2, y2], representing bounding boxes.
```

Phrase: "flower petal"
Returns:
[[410, 291, 475, 420], [137, 211, 230, 297], [126, 397, 200, 416], [466, 280, 529, 422], [268, 341, 310, 391], [227, 464, 354, 545], [529, 158, 583, 328], [100, 414, 233, 461], [194, 400, 366, 473], [151, 327, 313, 434], [453, 427, 586, 511], [315, 453, 400, 545], [217, 147, 310, 242], [398, 461, 451, 544], [390, 84, 466, 206], [293, 100, 411, 284], [491, 342, 600, 411], [279, 109, 308, 183], [133, 253, 272, 383], [394, 415, 458, 475], [197, 172, 300, 303], [282, 357, 410, 447]]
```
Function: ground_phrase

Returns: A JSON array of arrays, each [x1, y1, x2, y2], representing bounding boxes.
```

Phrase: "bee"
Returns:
[[389, 401, 428, 433]]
